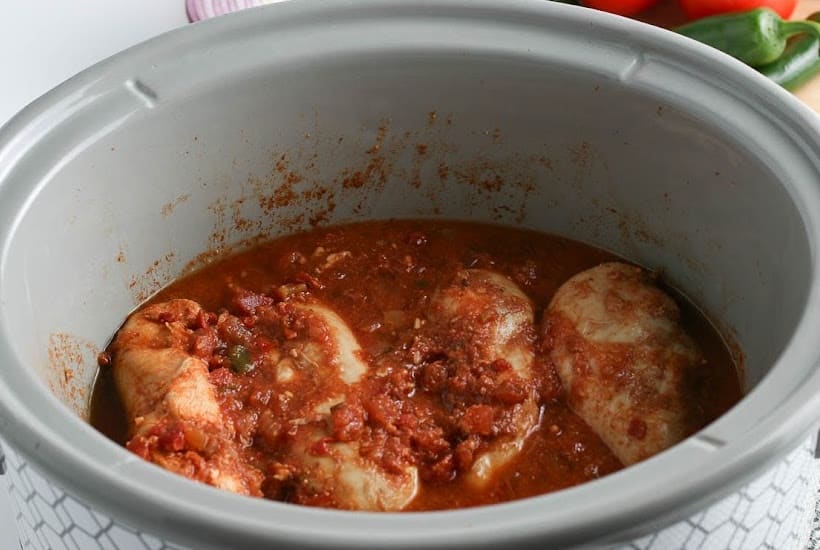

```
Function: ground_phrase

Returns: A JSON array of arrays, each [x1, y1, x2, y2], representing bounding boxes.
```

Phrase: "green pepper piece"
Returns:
[[757, 13, 820, 91], [228, 344, 254, 374], [676, 8, 820, 67]]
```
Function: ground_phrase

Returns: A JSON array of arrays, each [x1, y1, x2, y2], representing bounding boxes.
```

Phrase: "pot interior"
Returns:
[[2, 48, 810, 416]]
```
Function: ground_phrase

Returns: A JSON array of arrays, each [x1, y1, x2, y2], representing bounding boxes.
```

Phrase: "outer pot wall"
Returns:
[[2, 1, 820, 548], [2, 436, 815, 549]]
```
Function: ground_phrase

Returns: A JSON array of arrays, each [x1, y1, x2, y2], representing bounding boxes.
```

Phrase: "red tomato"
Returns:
[[678, 0, 796, 19], [584, 0, 661, 16]]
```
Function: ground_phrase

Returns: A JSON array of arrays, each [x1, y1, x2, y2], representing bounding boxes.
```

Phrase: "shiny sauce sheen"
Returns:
[[90, 220, 742, 510]]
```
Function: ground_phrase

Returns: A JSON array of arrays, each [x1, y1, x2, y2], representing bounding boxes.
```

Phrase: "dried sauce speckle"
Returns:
[[128, 252, 177, 303], [340, 122, 389, 190], [569, 141, 592, 173], [168, 110, 568, 289], [161, 193, 191, 218], [48, 333, 99, 418], [438, 162, 450, 181]]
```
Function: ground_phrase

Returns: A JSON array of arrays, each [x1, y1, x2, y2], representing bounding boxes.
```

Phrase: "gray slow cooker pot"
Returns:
[[2, 0, 820, 548]]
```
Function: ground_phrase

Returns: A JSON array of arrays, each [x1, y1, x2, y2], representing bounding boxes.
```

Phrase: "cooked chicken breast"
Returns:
[[544, 262, 707, 465], [430, 269, 539, 487], [289, 424, 419, 511], [111, 299, 263, 495], [277, 302, 419, 511], [113, 297, 419, 510]]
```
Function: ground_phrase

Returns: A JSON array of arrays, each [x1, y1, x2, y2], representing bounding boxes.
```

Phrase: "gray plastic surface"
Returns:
[[2, 1, 820, 548]]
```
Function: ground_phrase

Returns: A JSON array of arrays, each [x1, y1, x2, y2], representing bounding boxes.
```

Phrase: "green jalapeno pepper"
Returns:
[[228, 344, 254, 373], [676, 8, 820, 66], [756, 12, 820, 91]]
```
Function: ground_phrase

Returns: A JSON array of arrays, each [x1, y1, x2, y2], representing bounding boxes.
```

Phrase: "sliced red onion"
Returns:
[[187, 0, 286, 22]]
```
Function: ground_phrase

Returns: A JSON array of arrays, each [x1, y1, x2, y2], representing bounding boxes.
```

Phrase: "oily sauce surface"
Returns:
[[91, 220, 741, 510]]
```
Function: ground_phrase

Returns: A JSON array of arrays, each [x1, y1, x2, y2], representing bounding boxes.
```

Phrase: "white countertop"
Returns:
[[0, 1, 188, 126], [0, 2, 189, 546]]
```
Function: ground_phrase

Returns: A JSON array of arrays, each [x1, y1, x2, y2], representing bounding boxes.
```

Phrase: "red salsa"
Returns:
[[91, 220, 742, 510]]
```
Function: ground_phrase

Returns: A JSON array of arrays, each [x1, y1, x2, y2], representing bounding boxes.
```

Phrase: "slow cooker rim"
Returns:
[[2, 0, 820, 548]]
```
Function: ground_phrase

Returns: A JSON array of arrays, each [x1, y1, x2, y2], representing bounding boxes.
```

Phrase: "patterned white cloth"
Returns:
[[616, 437, 817, 550], [2, 435, 817, 550]]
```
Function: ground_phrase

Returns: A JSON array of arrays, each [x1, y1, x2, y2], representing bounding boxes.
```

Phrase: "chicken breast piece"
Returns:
[[277, 301, 419, 511], [111, 299, 262, 495], [545, 262, 707, 465], [289, 425, 419, 511], [431, 269, 539, 487], [288, 302, 366, 387]]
